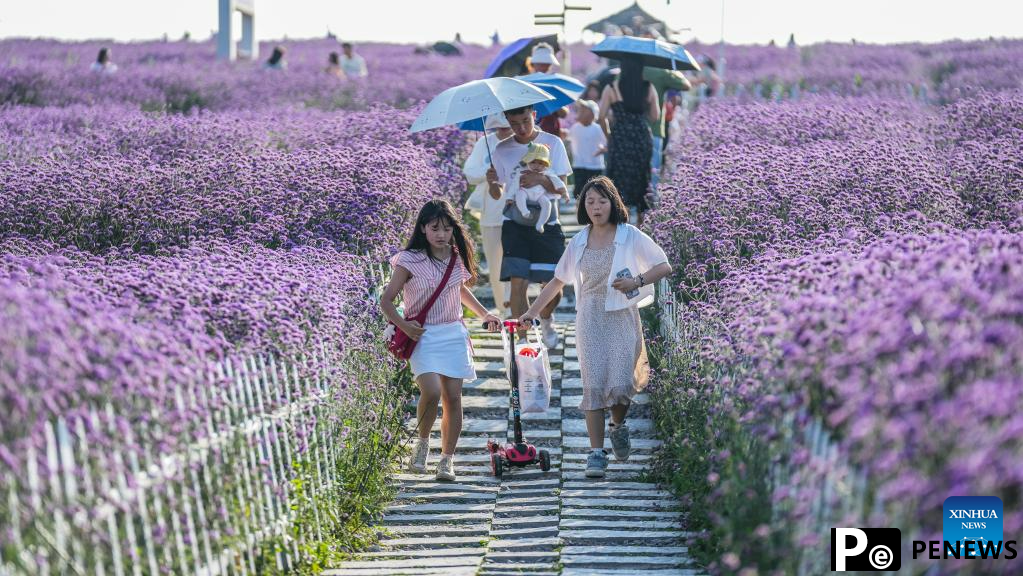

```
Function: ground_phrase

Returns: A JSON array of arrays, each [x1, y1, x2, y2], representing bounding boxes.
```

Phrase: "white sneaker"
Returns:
[[435, 454, 456, 482], [540, 317, 559, 350], [408, 438, 430, 473]]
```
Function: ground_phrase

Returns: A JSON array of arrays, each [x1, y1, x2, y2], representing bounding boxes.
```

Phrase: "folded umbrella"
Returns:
[[591, 35, 700, 71]]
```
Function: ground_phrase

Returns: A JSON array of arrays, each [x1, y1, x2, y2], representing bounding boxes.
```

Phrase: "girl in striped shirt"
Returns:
[[380, 199, 501, 481]]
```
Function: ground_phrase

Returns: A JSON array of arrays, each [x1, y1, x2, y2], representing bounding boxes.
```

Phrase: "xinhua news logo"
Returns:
[[910, 496, 1017, 561], [831, 528, 902, 571]]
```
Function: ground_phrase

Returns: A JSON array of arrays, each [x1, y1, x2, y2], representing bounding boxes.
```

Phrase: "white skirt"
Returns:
[[409, 321, 477, 380]]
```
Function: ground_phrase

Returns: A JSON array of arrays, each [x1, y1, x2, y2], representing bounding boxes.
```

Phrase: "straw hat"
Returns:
[[521, 143, 551, 166]]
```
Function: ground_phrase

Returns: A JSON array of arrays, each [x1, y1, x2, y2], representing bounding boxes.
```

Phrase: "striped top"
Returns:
[[389, 249, 470, 325]]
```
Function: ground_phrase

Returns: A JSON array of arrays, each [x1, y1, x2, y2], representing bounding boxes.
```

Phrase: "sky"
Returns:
[[1, 0, 1021, 47]]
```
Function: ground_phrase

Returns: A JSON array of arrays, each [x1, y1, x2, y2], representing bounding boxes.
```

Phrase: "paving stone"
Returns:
[[559, 528, 687, 541], [563, 393, 649, 406], [559, 489, 673, 499], [560, 498, 679, 509], [561, 545, 690, 555], [385, 524, 490, 536], [383, 513, 491, 524], [560, 508, 683, 519], [395, 491, 496, 501], [561, 419, 654, 434], [561, 569, 705, 576], [560, 518, 680, 530], [358, 547, 486, 558], [323, 555, 483, 569], [562, 436, 663, 450]]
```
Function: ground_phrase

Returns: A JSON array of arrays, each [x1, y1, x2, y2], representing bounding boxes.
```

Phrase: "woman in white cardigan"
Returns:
[[519, 176, 672, 478], [463, 114, 514, 315]]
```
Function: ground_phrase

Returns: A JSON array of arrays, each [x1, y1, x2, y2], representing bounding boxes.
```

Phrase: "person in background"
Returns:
[[528, 42, 558, 74], [567, 100, 607, 200], [693, 55, 722, 98], [528, 43, 568, 137], [90, 47, 118, 74], [599, 58, 659, 226], [642, 66, 690, 193], [584, 80, 602, 102], [463, 113, 515, 317], [264, 46, 287, 70], [325, 52, 347, 78], [340, 42, 368, 77]]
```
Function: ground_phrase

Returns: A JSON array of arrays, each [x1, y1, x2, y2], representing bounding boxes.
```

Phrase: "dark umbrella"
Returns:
[[432, 41, 462, 56], [591, 35, 700, 71], [484, 34, 560, 78]]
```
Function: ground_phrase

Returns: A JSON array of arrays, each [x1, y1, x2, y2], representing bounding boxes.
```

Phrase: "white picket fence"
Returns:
[[655, 279, 881, 574], [1, 266, 393, 576]]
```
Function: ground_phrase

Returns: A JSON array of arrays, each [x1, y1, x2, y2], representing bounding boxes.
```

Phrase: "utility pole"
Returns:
[[718, 0, 726, 84], [534, 0, 591, 75]]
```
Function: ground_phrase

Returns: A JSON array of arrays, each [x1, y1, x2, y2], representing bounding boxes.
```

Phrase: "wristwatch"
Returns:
[[637, 274, 645, 288]]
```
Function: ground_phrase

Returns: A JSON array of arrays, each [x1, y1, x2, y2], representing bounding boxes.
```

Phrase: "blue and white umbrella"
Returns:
[[517, 72, 586, 99], [591, 35, 700, 71], [410, 77, 556, 133]]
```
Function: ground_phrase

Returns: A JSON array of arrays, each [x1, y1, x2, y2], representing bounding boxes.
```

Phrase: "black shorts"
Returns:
[[572, 167, 604, 199], [500, 220, 566, 283]]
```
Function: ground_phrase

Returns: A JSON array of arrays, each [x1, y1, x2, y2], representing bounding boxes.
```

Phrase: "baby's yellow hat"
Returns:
[[521, 143, 551, 166]]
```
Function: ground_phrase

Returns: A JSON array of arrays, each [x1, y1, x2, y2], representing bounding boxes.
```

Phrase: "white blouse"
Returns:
[[554, 224, 669, 311]]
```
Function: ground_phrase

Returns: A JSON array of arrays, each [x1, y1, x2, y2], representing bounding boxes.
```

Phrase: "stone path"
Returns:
[[325, 199, 704, 575]]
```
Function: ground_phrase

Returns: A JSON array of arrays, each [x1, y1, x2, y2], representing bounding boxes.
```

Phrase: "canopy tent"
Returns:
[[584, 2, 669, 38]]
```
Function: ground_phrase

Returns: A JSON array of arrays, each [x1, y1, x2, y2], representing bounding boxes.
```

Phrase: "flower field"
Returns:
[[0, 38, 492, 573], [647, 42, 1023, 575], [1, 32, 1021, 575]]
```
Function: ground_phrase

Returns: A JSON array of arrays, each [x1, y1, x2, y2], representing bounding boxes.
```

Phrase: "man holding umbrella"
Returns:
[[486, 105, 571, 348]]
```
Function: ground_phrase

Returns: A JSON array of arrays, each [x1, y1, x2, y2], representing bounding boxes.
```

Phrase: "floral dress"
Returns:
[[575, 244, 649, 410], [606, 88, 653, 211]]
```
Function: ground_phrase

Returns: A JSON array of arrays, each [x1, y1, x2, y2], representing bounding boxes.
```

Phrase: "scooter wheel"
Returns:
[[539, 449, 551, 472], [491, 453, 504, 478]]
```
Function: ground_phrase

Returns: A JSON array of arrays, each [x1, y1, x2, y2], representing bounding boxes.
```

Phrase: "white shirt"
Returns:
[[462, 132, 511, 227], [492, 131, 572, 225], [554, 224, 668, 311], [340, 53, 367, 77], [568, 122, 606, 170], [90, 62, 118, 74]]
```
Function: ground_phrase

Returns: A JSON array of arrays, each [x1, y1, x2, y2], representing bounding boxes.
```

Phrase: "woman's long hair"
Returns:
[[618, 58, 649, 115], [403, 199, 479, 285], [96, 48, 110, 64]]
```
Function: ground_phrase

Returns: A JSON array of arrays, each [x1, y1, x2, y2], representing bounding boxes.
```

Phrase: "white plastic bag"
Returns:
[[510, 329, 552, 413]]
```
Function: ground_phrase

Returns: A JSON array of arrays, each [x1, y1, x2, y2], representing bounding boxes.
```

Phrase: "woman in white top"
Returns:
[[518, 176, 672, 478], [89, 47, 118, 74], [463, 114, 514, 315]]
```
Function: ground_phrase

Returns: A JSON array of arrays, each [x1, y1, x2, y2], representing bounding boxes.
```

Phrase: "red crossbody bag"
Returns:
[[387, 249, 458, 360]]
